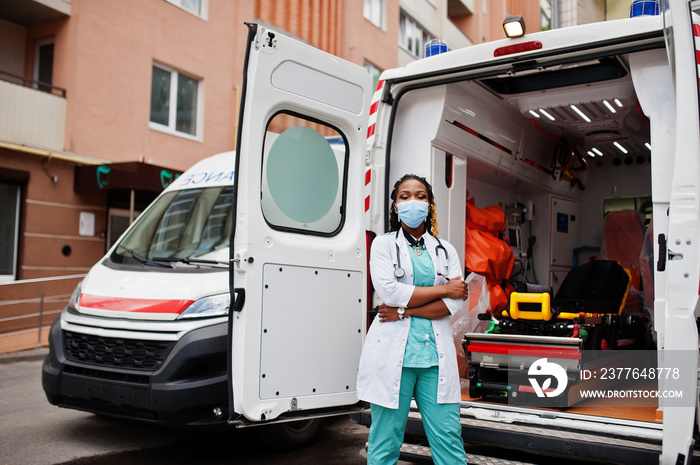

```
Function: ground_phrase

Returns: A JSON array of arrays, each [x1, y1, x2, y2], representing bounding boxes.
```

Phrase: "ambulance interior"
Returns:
[[387, 48, 658, 423]]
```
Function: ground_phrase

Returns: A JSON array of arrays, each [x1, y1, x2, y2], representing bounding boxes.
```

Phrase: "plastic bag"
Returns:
[[451, 273, 490, 380]]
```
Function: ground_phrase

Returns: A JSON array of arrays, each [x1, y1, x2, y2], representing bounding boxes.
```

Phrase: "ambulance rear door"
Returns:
[[229, 24, 372, 423], [660, 1, 700, 463]]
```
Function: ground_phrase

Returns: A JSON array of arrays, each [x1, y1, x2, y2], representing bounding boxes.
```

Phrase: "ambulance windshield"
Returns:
[[109, 185, 232, 268]]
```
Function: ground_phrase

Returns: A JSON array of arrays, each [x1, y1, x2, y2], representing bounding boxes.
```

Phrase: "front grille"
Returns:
[[64, 364, 150, 384], [64, 331, 175, 371]]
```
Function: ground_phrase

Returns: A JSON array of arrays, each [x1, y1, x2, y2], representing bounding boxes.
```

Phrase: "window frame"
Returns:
[[363, 0, 385, 29], [149, 63, 203, 141], [260, 110, 350, 237], [364, 61, 383, 92], [166, 0, 208, 19], [33, 38, 54, 93], [0, 182, 21, 282], [399, 11, 435, 59]]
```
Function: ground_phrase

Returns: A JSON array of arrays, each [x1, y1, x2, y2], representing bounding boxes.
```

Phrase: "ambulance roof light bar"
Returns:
[[503, 15, 526, 38]]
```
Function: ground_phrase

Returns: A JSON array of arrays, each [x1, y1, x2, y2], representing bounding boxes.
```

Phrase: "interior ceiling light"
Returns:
[[614, 98, 623, 107], [503, 15, 526, 38], [645, 142, 652, 150], [592, 147, 603, 156], [613, 141, 628, 153], [587, 151, 596, 158], [570, 104, 591, 123], [602, 100, 617, 113], [528, 109, 540, 118], [538, 108, 556, 121]]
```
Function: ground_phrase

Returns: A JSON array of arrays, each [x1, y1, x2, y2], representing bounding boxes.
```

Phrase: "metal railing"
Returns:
[[0, 69, 67, 98], [0, 274, 84, 346]]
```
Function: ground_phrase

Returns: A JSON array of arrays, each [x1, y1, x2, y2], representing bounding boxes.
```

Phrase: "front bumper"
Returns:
[[41, 312, 229, 428]]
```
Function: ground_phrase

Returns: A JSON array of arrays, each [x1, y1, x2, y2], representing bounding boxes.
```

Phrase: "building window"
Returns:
[[166, 0, 205, 17], [364, 0, 384, 28], [541, 0, 552, 31], [150, 64, 201, 138], [399, 12, 434, 59], [0, 182, 20, 282], [364, 61, 382, 92]]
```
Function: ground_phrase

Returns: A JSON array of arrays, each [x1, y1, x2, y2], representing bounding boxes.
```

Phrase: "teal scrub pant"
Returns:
[[367, 366, 467, 465]]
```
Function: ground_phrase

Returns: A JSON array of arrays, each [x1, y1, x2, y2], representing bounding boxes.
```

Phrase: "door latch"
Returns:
[[657, 234, 667, 271]]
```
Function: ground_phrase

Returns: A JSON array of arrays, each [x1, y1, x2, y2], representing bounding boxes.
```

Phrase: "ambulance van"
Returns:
[[43, 0, 700, 462], [41, 149, 353, 447]]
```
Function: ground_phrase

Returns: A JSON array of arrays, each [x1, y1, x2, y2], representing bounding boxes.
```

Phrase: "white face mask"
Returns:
[[396, 200, 429, 228]]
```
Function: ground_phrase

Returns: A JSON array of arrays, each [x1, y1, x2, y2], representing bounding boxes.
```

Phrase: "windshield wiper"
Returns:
[[150, 256, 229, 268], [116, 245, 173, 268]]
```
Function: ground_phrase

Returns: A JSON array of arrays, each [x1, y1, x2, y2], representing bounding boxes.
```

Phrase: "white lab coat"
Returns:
[[356, 230, 464, 409]]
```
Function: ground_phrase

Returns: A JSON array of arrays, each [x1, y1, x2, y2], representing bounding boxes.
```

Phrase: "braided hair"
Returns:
[[388, 174, 438, 236]]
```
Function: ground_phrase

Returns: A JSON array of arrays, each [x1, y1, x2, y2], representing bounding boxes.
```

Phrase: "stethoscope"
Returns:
[[393, 229, 449, 279]]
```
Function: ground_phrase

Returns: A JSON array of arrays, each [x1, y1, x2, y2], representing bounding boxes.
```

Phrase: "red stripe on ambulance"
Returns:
[[365, 80, 384, 212], [80, 294, 195, 314], [367, 124, 376, 138]]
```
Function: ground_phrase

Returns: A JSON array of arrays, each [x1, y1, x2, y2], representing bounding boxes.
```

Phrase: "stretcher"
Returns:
[[465, 260, 653, 407]]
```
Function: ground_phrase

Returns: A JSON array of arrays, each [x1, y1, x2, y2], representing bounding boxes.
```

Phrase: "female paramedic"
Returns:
[[357, 174, 468, 465]]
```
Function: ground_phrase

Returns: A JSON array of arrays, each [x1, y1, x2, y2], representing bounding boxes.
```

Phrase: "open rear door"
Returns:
[[229, 24, 372, 423], [661, 1, 700, 463]]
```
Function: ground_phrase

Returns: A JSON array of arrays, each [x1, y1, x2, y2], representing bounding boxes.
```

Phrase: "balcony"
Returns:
[[448, 0, 474, 18], [0, 0, 71, 26], [0, 72, 66, 152]]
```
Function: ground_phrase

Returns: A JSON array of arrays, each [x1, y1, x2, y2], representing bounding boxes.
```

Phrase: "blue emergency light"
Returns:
[[629, 0, 660, 17], [425, 39, 447, 57]]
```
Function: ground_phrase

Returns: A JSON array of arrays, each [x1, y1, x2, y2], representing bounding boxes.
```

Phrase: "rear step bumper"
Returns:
[[354, 402, 665, 464], [403, 409, 661, 465], [399, 442, 539, 465]]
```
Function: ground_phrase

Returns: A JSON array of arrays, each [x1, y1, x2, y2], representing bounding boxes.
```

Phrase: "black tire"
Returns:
[[256, 418, 322, 451]]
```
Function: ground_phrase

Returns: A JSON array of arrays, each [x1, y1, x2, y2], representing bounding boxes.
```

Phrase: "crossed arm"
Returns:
[[377, 278, 467, 322]]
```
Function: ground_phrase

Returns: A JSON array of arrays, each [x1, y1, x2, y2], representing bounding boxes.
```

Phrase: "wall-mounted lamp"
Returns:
[[43, 158, 59, 183], [503, 15, 526, 38]]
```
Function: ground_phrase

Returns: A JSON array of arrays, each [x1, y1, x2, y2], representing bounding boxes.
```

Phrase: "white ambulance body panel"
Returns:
[[230, 24, 372, 423]]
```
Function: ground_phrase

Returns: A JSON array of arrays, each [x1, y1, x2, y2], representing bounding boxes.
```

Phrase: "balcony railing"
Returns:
[[0, 274, 84, 354], [0, 70, 67, 152], [0, 70, 67, 97]]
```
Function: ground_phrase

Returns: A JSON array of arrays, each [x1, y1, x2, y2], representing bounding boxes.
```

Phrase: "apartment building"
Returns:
[[0, 0, 540, 352]]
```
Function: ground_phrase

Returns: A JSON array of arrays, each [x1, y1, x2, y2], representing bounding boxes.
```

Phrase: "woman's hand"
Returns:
[[443, 278, 469, 300], [377, 303, 401, 322]]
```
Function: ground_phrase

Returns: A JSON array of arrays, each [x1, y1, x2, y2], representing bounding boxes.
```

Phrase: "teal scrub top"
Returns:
[[403, 243, 439, 368]]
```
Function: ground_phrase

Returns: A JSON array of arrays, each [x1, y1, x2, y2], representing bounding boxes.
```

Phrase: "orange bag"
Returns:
[[487, 278, 515, 313], [464, 228, 515, 280], [466, 204, 506, 234], [465, 203, 515, 312]]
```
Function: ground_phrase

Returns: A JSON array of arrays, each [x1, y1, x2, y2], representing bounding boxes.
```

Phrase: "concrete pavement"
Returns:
[[0, 349, 205, 465], [0, 349, 385, 465]]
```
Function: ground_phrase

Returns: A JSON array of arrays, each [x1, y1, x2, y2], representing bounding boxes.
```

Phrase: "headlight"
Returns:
[[68, 282, 82, 312], [178, 293, 230, 319]]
